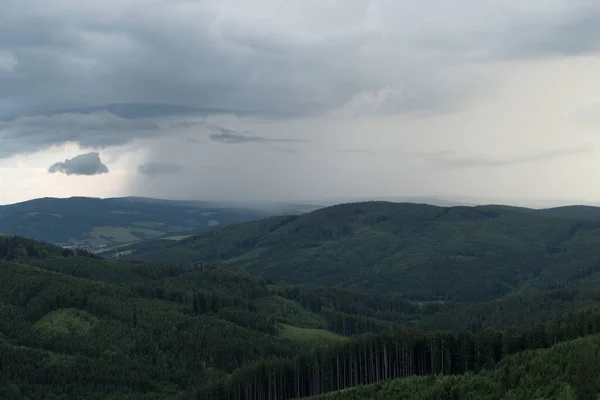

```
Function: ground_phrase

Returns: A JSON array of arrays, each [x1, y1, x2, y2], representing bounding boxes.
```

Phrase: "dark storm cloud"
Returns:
[[48, 152, 109, 175], [2, 0, 600, 158], [0, 1, 369, 120], [138, 161, 183, 177], [0, 111, 161, 158], [0, 110, 296, 159]]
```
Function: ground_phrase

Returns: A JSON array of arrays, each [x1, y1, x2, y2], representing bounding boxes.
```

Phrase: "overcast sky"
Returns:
[[2, 0, 600, 206]]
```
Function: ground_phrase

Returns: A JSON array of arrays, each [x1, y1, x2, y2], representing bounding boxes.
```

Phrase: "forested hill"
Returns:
[[537, 204, 600, 219], [0, 235, 437, 398], [0, 236, 334, 398], [122, 201, 600, 301], [4, 236, 600, 398]]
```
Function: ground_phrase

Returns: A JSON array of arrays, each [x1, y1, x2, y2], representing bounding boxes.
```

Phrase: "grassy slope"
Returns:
[[280, 324, 345, 344], [33, 308, 98, 335], [253, 295, 325, 328], [312, 333, 600, 400], [129, 201, 600, 301]]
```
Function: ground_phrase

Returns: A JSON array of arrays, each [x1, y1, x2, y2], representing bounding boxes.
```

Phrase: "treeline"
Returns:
[[321, 310, 404, 336], [314, 334, 600, 400], [0, 235, 98, 260], [277, 286, 425, 315], [276, 285, 457, 336], [203, 308, 600, 399], [419, 287, 600, 332]]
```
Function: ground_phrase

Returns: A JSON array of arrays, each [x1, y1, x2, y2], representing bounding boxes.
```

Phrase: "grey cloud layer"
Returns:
[[0, 111, 161, 158], [0, 109, 309, 159], [338, 145, 594, 167], [138, 161, 183, 177], [2, 0, 600, 122], [419, 145, 594, 168], [48, 151, 109, 175], [2, 0, 600, 162]]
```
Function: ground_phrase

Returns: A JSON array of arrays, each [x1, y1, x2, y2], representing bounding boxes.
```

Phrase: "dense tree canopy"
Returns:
[[124, 202, 600, 301], [4, 198, 600, 400]]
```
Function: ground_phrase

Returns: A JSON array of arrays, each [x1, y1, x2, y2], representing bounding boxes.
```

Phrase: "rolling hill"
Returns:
[[0, 236, 351, 398], [123, 201, 600, 301], [536, 204, 600, 219], [0, 196, 315, 249], [4, 233, 600, 398]]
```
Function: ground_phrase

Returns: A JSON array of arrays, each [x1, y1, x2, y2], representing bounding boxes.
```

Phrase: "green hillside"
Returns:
[[4, 235, 600, 398], [0, 236, 430, 398], [124, 201, 600, 301]]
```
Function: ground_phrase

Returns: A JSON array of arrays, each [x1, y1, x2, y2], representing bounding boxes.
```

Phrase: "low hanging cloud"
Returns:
[[48, 152, 109, 176], [419, 144, 594, 168], [208, 126, 303, 145], [0, 108, 303, 160], [209, 131, 271, 144], [137, 161, 183, 177]]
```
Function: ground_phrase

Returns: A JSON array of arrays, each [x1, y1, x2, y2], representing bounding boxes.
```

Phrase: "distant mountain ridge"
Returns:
[[536, 205, 600, 219], [3, 195, 600, 256], [0, 196, 287, 248]]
